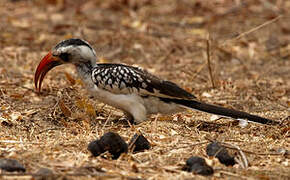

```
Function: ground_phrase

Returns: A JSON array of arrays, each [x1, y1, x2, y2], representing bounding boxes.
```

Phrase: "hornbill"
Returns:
[[34, 38, 278, 125]]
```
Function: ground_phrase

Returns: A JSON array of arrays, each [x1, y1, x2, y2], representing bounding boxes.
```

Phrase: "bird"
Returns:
[[34, 38, 278, 125]]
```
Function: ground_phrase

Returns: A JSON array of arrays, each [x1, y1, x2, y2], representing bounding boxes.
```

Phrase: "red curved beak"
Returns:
[[34, 51, 62, 92]]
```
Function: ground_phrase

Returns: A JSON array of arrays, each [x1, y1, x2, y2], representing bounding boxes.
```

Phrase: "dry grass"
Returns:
[[0, 0, 289, 179]]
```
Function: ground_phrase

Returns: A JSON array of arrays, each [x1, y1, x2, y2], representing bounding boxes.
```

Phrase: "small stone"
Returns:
[[88, 132, 128, 159], [183, 156, 214, 176], [0, 158, 26, 172], [129, 134, 150, 152], [206, 142, 236, 166]]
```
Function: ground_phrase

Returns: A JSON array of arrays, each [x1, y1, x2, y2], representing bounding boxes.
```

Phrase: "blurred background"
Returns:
[[1, 0, 289, 109]]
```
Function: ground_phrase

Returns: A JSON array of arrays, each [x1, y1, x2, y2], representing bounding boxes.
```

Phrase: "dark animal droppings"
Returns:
[[129, 134, 150, 152], [88, 132, 128, 159], [183, 156, 214, 176], [88, 140, 104, 157], [206, 141, 236, 166]]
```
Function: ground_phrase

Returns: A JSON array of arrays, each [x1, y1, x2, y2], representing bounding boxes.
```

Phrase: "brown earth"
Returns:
[[0, 0, 289, 179]]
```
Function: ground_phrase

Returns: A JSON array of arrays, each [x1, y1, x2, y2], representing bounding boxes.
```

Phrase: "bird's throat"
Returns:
[[76, 62, 94, 83]]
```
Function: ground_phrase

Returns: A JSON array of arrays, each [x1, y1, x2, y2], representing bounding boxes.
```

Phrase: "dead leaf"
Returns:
[[85, 102, 96, 117], [10, 19, 30, 28], [59, 99, 72, 117], [185, 16, 205, 24], [188, 28, 207, 36], [64, 72, 76, 85], [99, 57, 109, 63], [75, 98, 85, 109], [9, 93, 24, 99]]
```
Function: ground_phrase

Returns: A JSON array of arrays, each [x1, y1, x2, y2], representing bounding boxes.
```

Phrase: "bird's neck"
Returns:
[[76, 62, 94, 83]]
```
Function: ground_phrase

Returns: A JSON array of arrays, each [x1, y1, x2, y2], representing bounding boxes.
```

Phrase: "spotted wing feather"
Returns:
[[91, 63, 195, 100]]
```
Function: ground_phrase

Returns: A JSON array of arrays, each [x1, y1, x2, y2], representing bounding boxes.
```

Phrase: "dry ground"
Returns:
[[0, 0, 289, 179]]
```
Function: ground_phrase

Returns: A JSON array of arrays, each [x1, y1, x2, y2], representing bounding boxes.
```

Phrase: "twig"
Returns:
[[0, 172, 142, 179], [0, 140, 41, 144], [160, 167, 182, 173], [205, 137, 285, 156], [175, 141, 208, 149], [219, 170, 249, 179], [254, 82, 289, 109], [231, 144, 249, 169], [221, 143, 283, 156], [39, 127, 64, 134], [128, 131, 141, 153], [157, 47, 175, 64], [183, 63, 207, 81], [222, 15, 282, 45], [206, 34, 215, 88], [102, 110, 112, 129]]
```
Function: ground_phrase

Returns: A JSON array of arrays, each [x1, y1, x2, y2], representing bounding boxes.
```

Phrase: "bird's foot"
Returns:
[[112, 115, 136, 127]]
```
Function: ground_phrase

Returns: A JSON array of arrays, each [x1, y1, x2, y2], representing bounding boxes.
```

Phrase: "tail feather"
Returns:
[[160, 98, 279, 125]]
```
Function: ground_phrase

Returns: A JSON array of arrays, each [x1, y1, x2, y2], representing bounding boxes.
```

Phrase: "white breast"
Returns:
[[79, 70, 184, 123]]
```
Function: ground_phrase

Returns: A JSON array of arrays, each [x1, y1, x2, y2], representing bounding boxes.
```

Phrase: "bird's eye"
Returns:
[[59, 53, 70, 62]]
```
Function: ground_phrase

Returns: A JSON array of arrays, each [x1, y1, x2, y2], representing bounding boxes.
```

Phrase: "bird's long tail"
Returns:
[[160, 98, 278, 125]]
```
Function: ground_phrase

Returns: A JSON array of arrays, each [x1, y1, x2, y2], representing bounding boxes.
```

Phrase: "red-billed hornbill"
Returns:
[[35, 38, 278, 125]]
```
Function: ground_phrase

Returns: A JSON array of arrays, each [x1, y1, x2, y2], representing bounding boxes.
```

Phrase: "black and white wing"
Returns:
[[91, 63, 195, 100]]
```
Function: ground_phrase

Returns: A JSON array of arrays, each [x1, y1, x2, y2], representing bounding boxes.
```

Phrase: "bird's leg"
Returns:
[[114, 111, 135, 125]]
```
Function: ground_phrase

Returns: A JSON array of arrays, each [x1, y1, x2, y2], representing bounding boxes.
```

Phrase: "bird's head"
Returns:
[[34, 38, 96, 91]]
